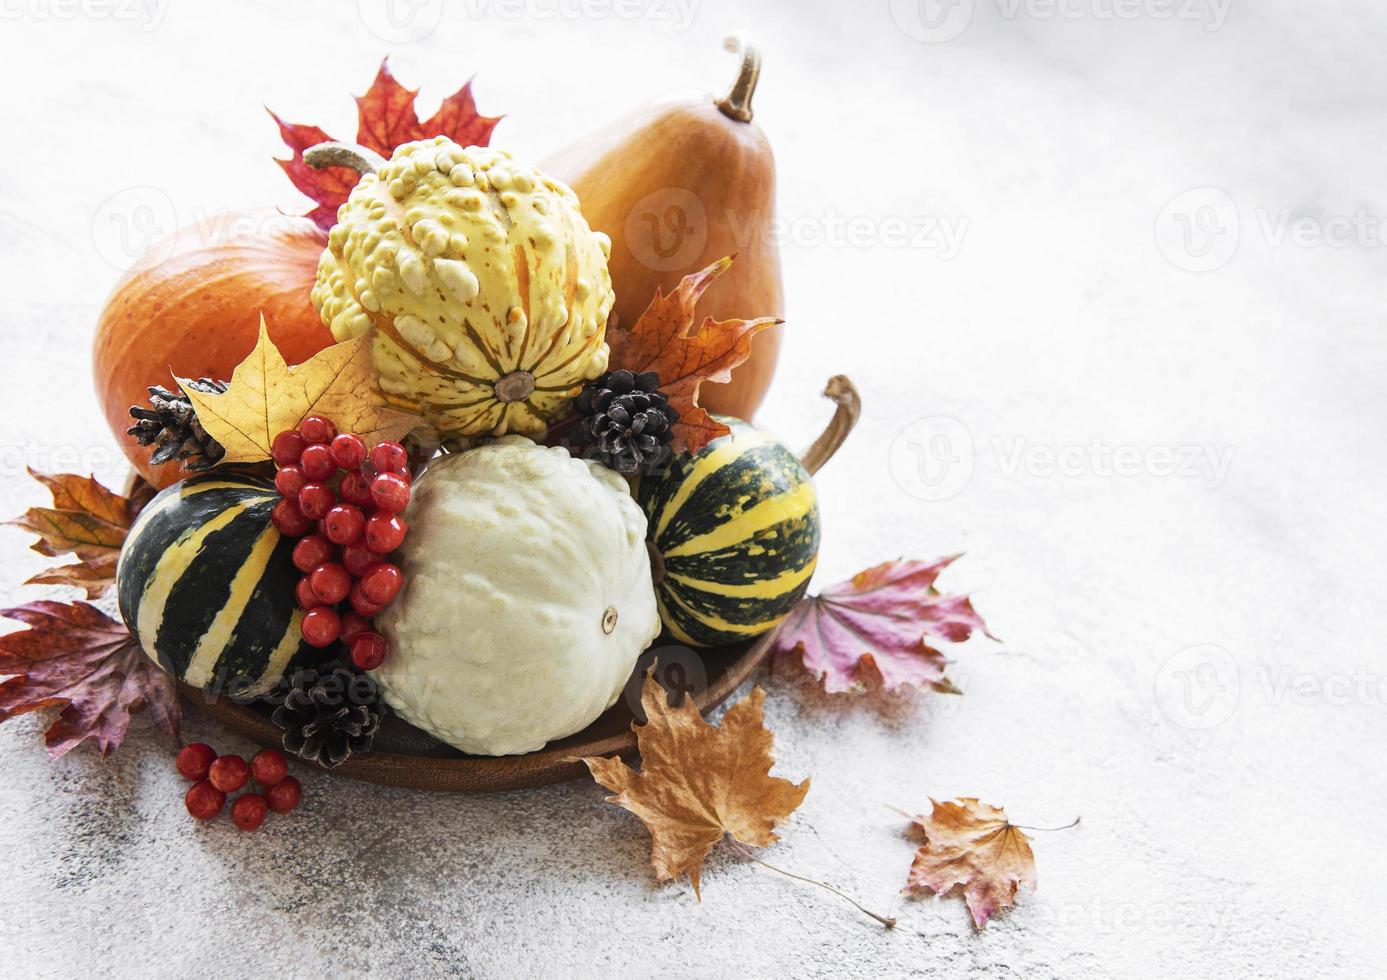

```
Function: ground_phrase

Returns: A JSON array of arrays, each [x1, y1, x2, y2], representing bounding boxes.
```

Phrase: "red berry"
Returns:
[[341, 543, 376, 578], [292, 534, 335, 574], [300, 443, 337, 481], [370, 441, 409, 475], [349, 582, 385, 618], [365, 512, 408, 553], [301, 606, 342, 647], [350, 631, 389, 671], [295, 575, 322, 610], [361, 562, 404, 604], [272, 499, 313, 538], [298, 483, 336, 521], [208, 755, 249, 793], [185, 780, 226, 820], [176, 742, 217, 782], [330, 432, 368, 470], [339, 468, 374, 508], [275, 465, 307, 500], [266, 776, 302, 814], [369, 472, 411, 514], [299, 415, 337, 445], [323, 503, 365, 546], [271, 430, 307, 468], [340, 611, 372, 644], [231, 793, 270, 831], [309, 563, 351, 605], [250, 749, 289, 787]]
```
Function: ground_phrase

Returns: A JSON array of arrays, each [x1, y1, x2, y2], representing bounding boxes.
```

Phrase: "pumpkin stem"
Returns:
[[303, 141, 388, 176], [799, 375, 861, 476], [715, 32, 761, 123]]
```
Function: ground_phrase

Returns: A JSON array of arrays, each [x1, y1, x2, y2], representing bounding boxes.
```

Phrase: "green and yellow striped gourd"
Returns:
[[116, 474, 315, 699], [635, 418, 820, 647]]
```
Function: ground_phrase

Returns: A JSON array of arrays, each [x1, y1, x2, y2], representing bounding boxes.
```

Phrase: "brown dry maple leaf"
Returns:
[[902, 798, 1037, 929], [271, 59, 502, 229], [770, 556, 994, 695], [581, 673, 809, 898], [606, 257, 780, 455], [0, 601, 179, 757], [6, 470, 152, 599]]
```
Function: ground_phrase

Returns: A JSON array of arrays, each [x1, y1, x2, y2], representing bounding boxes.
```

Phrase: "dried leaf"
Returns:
[[0, 601, 179, 757], [179, 319, 420, 464], [770, 556, 994, 694], [272, 59, 502, 230], [606, 257, 780, 454], [5, 470, 149, 599], [581, 674, 809, 898], [902, 798, 1037, 929]]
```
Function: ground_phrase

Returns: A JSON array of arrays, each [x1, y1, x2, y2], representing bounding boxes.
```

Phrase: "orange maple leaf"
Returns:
[[581, 673, 809, 898], [6, 470, 152, 599], [605, 257, 780, 454], [901, 798, 1038, 929]]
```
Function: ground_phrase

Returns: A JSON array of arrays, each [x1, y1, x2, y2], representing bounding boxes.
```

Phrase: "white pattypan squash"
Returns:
[[376, 436, 660, 756]]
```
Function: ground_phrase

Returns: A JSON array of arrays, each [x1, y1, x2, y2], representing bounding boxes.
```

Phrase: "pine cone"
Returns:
[[574, 370, 679, 475], [127, 380, 227, 472], [269, 663, 382, 769]]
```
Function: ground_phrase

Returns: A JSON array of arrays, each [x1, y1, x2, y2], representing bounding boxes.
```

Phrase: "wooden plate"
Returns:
[[181, 634, 773, 793]]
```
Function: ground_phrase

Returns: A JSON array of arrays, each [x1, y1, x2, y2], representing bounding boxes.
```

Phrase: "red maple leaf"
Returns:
[[770, 557, 995, 694], [271, 59, 503, 230], [0, 601, 179, 757], [606, 257, 780, 454]]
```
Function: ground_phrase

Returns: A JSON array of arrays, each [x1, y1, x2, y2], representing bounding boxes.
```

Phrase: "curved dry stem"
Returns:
[[799, 375, 862, 476], [303, 141, 388, 176], [715, 32, 762, 123], [725, 838, 896, 929]]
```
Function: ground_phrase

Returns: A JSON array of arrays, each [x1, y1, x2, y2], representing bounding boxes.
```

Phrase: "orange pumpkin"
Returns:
[[93, 210, 335, 487]]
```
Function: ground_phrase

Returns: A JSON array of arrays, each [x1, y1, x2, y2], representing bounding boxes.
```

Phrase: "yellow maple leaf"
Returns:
[[179, 319, 420, 464], [581, 674, 809, 898]]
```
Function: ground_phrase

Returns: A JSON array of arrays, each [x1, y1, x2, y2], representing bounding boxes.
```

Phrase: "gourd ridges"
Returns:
[[118, 476, 313, 699], [639, 420, 821, 647], [311, 136, 615, 439]]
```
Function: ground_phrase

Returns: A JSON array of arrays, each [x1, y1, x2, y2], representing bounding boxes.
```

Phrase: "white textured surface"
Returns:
[[1, 2, 1384, 977]]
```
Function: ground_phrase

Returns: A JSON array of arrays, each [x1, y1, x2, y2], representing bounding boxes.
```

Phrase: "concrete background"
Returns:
[[2, 1, 1384, 976]]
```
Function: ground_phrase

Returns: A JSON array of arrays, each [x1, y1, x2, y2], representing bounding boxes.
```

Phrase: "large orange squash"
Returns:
[[93, 210, 334, 487], [543, 35, 784, 421]]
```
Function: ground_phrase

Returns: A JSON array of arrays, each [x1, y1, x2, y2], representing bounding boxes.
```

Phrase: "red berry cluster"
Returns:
[[178, 742, 301, 830], [269, 416, 410, 671]]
